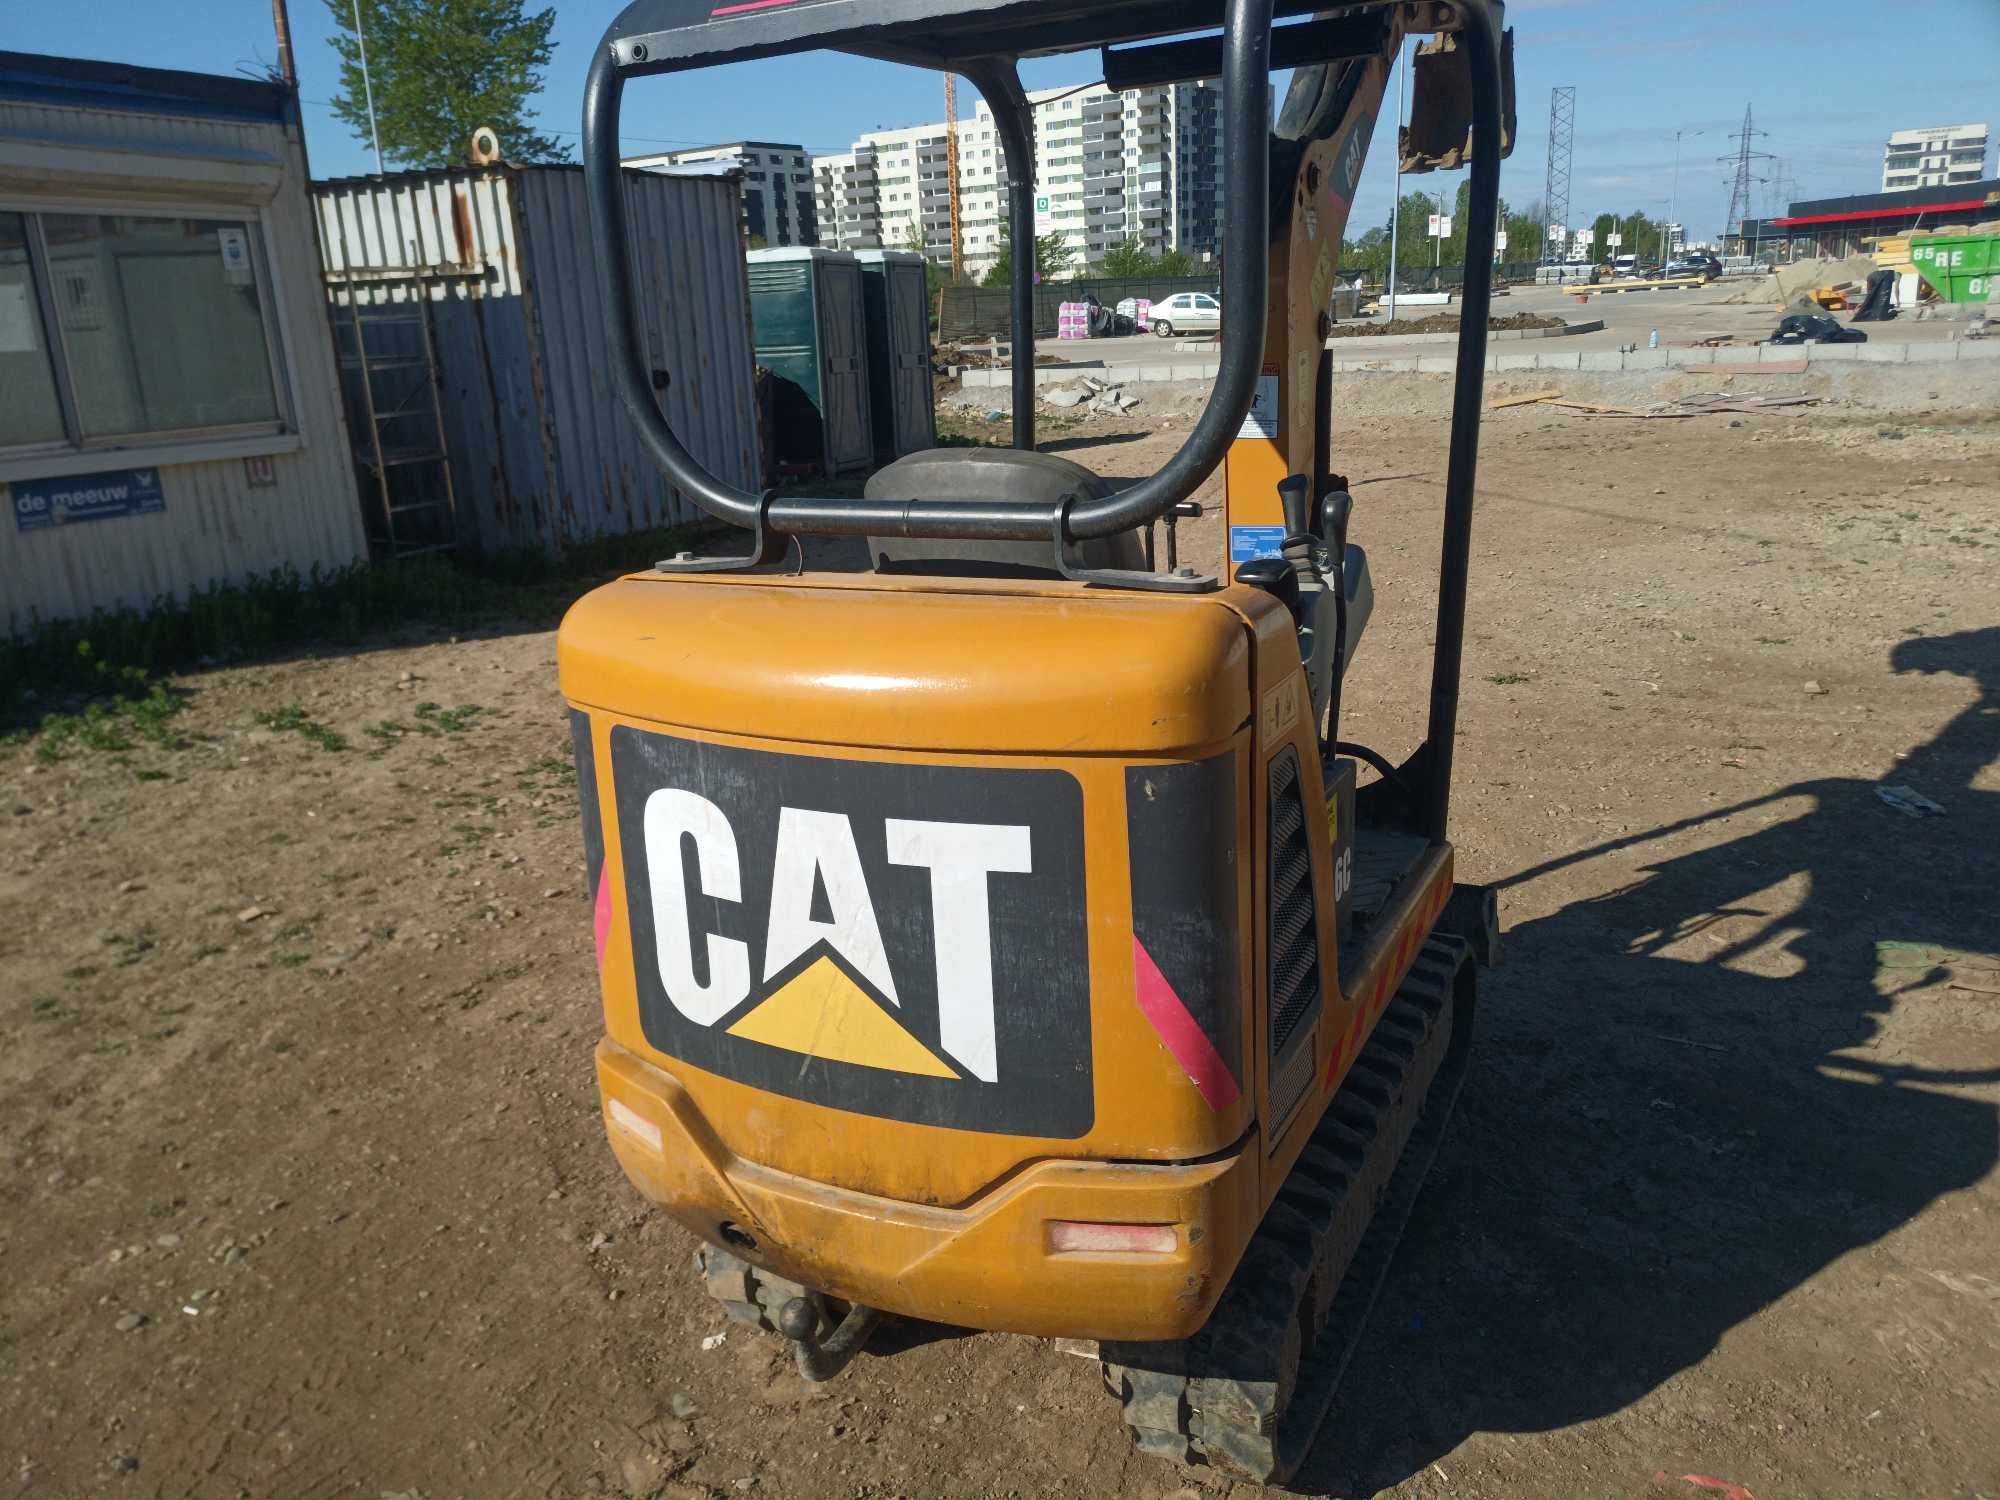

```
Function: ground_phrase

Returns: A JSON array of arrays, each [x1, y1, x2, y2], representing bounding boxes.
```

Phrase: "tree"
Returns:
[[1588, 212, 1618, 263], [1153, 248, 1196, 278], [325, 0, 568, 168], [902, 221, 928, 257], [981, 225, 1074, 286], [1099, 237, 1155, 279]]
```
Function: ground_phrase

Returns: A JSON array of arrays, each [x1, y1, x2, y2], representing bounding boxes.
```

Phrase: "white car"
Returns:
[[1150, 291, 1220, 337]]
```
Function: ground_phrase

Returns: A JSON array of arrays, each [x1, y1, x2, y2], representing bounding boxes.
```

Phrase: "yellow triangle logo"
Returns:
[[727, 954, 957, 1078]]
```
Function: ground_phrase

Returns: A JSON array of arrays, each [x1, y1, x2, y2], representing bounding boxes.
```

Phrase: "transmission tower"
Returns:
[[1721, 104, 1775, 240], [1541, 85, 1575, 258], [942, 72, 965, 279]]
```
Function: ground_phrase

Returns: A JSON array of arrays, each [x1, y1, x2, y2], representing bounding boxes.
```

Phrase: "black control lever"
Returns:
[[1163, 500, 1202, 573], [1323, 487, 1354, 750]]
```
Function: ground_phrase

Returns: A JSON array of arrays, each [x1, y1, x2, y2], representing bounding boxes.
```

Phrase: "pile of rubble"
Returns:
[[1042, 376, 1142, 414]]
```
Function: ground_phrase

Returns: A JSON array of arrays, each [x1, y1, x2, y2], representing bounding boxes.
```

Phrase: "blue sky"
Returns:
[[11, 0, 1997, 243]]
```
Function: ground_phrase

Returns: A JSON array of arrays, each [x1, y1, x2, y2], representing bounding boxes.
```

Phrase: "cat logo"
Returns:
[[606, 725, 1093, 1137]]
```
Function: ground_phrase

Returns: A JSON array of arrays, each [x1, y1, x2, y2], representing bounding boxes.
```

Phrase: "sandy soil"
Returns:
[[4, 370, 1998, 1500]]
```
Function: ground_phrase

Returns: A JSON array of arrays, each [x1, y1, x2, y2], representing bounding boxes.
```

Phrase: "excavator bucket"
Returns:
[[1402, 26, 1516, 173]]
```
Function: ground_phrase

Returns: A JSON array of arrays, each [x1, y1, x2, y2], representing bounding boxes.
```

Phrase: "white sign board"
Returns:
[[0, 282, 39, 354], [1575, 229, 1595, 246], [1606, 232, 1624, 249], [217, 227, 251, 273], [1547, 223, 1565, 241], [1032, 192, 1054, 235], [1495, 231, 1508, 251], [1426, 214, 1452, 238]]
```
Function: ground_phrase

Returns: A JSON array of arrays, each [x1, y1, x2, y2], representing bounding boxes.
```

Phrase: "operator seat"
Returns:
[[863, 448, 1146, 578]]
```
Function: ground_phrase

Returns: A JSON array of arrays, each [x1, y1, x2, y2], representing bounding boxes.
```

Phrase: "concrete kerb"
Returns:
[[1324, 316, 1605, 350], [966, 334, 1998, 388]]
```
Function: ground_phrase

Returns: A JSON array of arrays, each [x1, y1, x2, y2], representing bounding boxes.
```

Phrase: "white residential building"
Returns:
[[1880, 124, 1989, 192], [814, 81, 1231, 278], [626, 141, 818, 246]]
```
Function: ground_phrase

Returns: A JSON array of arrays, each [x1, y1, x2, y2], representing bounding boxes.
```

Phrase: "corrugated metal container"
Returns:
[[314, 164, 758, 556], [853, 249, 937, 461], [0, 53, 365, 635], [746, 247, 872, 476]]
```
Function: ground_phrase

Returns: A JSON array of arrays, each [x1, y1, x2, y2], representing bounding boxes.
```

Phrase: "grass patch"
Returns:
[[1485, 672, 1531, 686], [254, 704, 347, 753], [413, 702, 486, 734], [21, 643, 191, 763], [2, 522, 708, 733]]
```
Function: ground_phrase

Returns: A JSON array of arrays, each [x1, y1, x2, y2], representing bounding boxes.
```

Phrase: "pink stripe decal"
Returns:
[[710, 0, 799, 15], [1132, 936, 1241, 1112], [592, 866, 613, 971]]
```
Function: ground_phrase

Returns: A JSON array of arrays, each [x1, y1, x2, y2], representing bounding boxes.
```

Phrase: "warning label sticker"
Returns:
[[1236, 375, 1279, 441]]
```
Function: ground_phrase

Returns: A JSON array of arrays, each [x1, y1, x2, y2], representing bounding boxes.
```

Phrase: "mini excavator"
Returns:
[[562, 0, 1514, 1479]]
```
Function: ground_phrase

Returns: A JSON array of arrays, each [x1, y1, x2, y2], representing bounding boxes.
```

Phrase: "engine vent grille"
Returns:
[[1267, 746, 1323, 1061]]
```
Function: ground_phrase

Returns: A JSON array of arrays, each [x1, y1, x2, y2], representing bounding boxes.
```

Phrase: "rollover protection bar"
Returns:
[[582, 0, 1273, 544], [582, 0, 1504, 559]]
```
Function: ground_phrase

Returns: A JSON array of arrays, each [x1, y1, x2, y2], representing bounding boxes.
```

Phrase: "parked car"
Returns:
[[1150, 291, 1221, 336], [1663, 254, 1723, 282]]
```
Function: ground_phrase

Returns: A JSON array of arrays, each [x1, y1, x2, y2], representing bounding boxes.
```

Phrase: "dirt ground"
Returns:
[[4, 366, 1998, 1500]]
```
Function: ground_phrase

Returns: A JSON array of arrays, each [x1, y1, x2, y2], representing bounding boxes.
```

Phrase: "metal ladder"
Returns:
[[326, 267, 459, 558]]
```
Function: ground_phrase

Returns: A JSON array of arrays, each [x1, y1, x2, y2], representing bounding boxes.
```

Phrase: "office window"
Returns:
[[3, 208, 284, 454], [1, 211, 66, 447]]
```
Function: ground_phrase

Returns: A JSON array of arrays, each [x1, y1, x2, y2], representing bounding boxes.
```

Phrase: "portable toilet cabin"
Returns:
[[745, 247, 872, 476], [852, 249, 937, 461]]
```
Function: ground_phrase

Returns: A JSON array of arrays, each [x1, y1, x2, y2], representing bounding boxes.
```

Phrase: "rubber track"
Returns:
[[1101, 935, 1475, 1484]]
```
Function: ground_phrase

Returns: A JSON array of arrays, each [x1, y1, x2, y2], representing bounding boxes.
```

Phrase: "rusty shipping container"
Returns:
[[314, 164, 758, 556]]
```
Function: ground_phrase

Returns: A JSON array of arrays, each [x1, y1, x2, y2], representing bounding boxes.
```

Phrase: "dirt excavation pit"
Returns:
[[3, 363, 1998, 1499]]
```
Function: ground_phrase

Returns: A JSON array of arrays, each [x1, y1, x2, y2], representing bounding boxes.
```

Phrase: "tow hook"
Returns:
[[778, 1295, 884, 1382]]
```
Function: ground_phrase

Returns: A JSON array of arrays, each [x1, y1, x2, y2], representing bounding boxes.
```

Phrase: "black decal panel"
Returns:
[[610, 725, 1093, 1138], [570, 708, 605, 899], [1126, 753, 1244, 1088]]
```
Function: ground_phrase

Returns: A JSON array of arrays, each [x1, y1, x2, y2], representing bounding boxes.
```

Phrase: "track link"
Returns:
[[1101, 935, 1475, 1485]]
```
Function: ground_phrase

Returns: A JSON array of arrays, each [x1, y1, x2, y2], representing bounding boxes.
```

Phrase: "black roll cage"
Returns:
[[583, 0, 1506, 841]]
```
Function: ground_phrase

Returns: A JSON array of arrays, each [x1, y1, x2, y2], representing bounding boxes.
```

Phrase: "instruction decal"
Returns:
[[1230, 525, 1285, 564], [1236, 374, 1279, 441], [11, 467, 165, 532]]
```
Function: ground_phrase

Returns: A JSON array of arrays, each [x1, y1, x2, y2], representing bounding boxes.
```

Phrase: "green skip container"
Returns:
[[1909, 233, 1996, 305]]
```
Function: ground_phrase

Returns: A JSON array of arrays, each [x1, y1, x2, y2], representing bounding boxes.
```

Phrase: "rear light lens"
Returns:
[[605, 1098, 663, 1152], [1047, 1221, 1178, 1254]]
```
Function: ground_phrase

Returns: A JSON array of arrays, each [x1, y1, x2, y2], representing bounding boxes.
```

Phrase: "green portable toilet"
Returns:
[[853, 249, 937, 461], [746, 248, 874, 476]]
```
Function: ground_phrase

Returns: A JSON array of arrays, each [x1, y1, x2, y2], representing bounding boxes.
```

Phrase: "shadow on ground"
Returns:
[[1299, 627, 2000, 1495]]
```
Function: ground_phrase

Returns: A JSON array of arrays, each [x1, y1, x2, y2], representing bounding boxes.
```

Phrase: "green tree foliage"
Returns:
[[1099, 237, 1155, 278], [1152, 248, 1196, 278], [325, 0, 569, 168], [982, 226, 1075, 286]]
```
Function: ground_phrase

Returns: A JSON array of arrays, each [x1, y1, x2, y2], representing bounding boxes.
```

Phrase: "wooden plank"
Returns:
[[1486, 387, 1563, 410]]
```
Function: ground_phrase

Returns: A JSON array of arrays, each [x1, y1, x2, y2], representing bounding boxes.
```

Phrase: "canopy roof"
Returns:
[[601, 0, 1401, 75]]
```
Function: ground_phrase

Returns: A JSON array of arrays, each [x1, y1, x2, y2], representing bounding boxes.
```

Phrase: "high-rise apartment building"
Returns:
[[813, 81, 1232, 278], [1881, 124, 1989, 192], [625, 141, 818, 247]]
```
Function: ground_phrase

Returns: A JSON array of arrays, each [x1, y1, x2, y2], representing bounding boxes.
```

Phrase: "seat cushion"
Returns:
[[863, 447, 1147, 577]]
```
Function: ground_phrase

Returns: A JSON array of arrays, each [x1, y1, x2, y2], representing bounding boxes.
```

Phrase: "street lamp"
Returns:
[[1667, 128, 1701, 257]]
